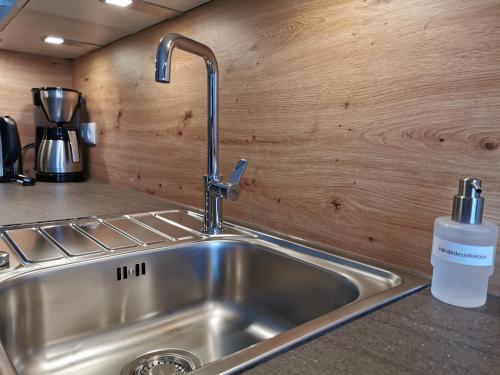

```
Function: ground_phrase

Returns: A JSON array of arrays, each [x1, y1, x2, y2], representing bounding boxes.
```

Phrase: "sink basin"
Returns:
[[0, 211, 427, 374]]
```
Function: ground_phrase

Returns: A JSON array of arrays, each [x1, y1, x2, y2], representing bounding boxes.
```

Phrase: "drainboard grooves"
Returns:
[[77, 222, 138, 250], [42, 224, 104, 256], [105, 218, 170, 245], [156, 212, 204, 233], [5, 228, 64, 262], [131, 214, 195, 241]]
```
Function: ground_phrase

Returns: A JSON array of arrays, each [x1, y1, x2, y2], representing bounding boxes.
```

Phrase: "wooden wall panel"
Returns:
[[0, 50, 73, 173], [73, 0, 500, 296]]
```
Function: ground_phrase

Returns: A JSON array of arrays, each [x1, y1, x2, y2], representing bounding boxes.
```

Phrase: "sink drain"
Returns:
[[122, 349, 202, 375]]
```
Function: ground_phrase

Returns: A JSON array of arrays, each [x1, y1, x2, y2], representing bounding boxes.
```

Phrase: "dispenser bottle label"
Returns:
[[432, 237, 496, 266]]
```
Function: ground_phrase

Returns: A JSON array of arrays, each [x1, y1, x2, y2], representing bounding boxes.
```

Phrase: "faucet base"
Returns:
[[203, 176, 223, 235]]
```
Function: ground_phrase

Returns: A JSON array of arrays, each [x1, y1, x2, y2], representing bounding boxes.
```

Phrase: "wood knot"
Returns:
[[330, 199, 342, 211], [480, 138, 498, 151], [116, 110, 122, 128], [243, 177, 256, 187]]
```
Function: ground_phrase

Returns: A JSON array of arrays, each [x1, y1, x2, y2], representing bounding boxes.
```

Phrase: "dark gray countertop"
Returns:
[[0, 182, 174, 225], [1, 182, 498, 374], [246, 289, 499, 375]]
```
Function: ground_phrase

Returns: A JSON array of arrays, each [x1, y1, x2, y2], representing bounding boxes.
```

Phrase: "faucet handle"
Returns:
[[209, 159, 248, 201], [230, 159, 248, 185]]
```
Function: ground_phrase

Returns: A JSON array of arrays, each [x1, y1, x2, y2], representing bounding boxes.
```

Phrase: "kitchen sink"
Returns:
[[0, 210, 427, 375]]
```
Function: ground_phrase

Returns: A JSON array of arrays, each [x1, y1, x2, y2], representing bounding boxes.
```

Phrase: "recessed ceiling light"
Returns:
[[104, 0, 133, 7], [44, 36, 64, 45]]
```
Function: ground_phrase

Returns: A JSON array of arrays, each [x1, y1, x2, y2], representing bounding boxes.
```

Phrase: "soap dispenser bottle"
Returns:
[[431, 177, 498, 307]]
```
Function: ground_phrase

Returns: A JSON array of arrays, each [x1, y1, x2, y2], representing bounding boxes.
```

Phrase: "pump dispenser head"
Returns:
[[452, 177, 484, 224]]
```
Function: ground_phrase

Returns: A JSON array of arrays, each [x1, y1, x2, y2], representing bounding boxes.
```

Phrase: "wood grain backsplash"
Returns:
[[0, 50, 73, 173], [73, 0, 500, 295]]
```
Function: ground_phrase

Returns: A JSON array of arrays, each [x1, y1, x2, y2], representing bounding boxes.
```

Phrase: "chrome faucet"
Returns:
[[155, 33, 248, 235]]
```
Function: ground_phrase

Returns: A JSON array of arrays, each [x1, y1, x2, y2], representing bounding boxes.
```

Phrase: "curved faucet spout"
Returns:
[[155, 33, 218, 83], [155, 33, 247, 235], [155, 33, 219, 178]]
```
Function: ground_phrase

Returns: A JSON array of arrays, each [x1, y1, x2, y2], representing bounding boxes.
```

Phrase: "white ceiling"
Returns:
[[0, 0, 210, 59]]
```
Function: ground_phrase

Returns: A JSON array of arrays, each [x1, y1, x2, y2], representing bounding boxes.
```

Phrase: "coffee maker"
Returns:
[[32, 87, 85, 182]]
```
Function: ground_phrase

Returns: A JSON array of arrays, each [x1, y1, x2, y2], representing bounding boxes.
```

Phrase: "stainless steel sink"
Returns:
[[0, 210, 427, 375]]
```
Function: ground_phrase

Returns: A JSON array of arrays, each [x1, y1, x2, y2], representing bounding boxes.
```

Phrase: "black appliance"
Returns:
[[0, 116, 35, 186]]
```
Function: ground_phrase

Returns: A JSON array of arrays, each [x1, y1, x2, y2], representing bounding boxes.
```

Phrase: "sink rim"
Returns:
[[0, 209, 429, 375], [190, 272, 425, 375]]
